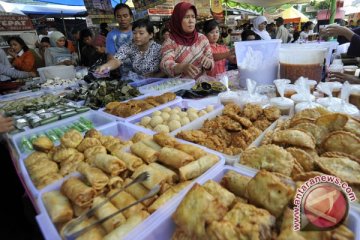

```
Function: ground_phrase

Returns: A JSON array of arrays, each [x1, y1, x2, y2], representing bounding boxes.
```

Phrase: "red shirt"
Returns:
[[207, 43, 229, 77]]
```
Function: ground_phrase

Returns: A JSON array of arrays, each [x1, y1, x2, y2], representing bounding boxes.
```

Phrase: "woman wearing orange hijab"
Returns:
[[160, 2, 214, 79]]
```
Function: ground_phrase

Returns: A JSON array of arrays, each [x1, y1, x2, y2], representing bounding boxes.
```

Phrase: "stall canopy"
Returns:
[[1, 2, 86, 15], [35, 0, 125, 8], [265, 7, 309, 24], [231, 0, 311, 8]]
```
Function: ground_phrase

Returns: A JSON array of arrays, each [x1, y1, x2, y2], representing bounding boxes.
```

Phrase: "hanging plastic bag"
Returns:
[[327, 81, 359, 117]]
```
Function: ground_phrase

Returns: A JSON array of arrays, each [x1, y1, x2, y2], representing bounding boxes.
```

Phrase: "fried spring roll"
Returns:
[[88, 153, 126, 176], [61, 177, 96, 207], [141, 139, 162, 151], [153, 132, 178, 147], [220, 170, 251, 198], [158, 147, 194, 169], [130, 142, 158, 163], [175, 143, 207, 160], [77, 162, 109, 191], [179, 154, 219, 181], [123, 178, 157, 207], [42, 191, 73, 223], [111, 150, 143, 171], [108, 190, 144, 219]]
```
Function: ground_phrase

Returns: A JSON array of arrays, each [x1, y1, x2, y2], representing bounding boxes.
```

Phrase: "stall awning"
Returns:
[[231, 0, 311, 8], [35, 0, 125, 8], [6, 2, 87, 15]]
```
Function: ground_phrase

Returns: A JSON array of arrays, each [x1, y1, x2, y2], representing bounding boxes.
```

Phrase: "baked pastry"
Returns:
[[53, 148, 79, 163], [61, 129, 83, 148], [77, 137, 102, 152], [84, 128, 102, 139], [32, 136, 54, 152], [272, 129, 316, 149]]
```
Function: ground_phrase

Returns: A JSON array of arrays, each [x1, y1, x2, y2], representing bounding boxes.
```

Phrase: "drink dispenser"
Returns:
[[279, 46, 327, 83]]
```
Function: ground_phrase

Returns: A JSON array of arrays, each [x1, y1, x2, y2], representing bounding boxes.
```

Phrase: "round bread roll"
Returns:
[[150, 116, 163, 128], [188, 112, 199, 121], [140, 116, 151, 126], [173, 107, 182, 112], [198, 110, 207, 117], [206, 105, 214, 112], [162, 107, 171, 113], [154, 124, 170, 133], [169, 114, 181, 121], [187, 108, 197, 114], [180, 117, 190, 126], [152, 111, 161, 117], [168, 120, 181, 131], [170, 109, 179, 115], [178, 112, 188, 117], [161, 112, 170, 121]]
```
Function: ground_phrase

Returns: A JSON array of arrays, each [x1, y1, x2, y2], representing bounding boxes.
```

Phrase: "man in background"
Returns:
[[275, 17, 290, 43]]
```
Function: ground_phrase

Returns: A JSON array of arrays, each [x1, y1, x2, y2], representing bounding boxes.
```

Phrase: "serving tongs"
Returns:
[[62, 172, 160, 240]]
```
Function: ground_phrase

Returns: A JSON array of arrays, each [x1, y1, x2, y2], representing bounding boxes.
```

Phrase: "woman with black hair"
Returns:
[[7, 36, 36, 73], [241, 29, 261, 41], [203, 19, 236, 77], [97, 19, 163, 78], [300, 21, 314, 40]]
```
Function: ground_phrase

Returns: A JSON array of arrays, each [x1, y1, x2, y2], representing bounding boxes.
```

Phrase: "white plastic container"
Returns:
[[35, 121, 225, 240], [99, 96, 182, 122], [305, 41, 339, 67], [235, 40, 281, 87], [128, 100, 223, 135], [291, 93, 316, 104], [270, 97, 294, 116], [125, 165, 360, 240], [170, 107, 282, 165], [138, 78, 195, 95], [11, 110, 117, 159], [279, 45, 327, 83], [37, 65, 76, 82]]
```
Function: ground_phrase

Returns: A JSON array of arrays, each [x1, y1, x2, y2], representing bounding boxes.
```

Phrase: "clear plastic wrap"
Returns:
[[327, 82, 360, 117], [270, 80, 294, 115], [237, 79, 268, 107]]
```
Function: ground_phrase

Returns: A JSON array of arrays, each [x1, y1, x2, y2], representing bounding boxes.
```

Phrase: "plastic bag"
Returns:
[[270, 79, 294, 115], [237, 78, 268, 107], [315, 82, 342, 107], [327, 81, 359, 116]]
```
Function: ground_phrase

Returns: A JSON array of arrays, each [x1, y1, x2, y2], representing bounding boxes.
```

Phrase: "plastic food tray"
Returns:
[[170, 107, 284, 165], [128, 78, 168, 88], [99, 96, 182, 122], [128, 100, 223, 135], [10, 110, 117, 159], [0, 90, 45, 105], [35, 121, 225, 240], [138, 78, 195, 95], [125, 165, 360, 240]]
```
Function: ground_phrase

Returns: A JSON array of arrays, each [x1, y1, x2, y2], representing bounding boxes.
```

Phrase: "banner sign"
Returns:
[[133, 0, 166, 11], [0, 15, 34, 31]]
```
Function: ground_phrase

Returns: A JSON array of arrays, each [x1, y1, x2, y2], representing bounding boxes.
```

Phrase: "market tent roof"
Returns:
[[231, 0, 311, 8], [34, 0, 127, 8], [3, 2, 86, 15], [281, 7, 309, 22]]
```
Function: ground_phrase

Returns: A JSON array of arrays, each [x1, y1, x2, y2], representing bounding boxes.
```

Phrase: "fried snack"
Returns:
[[87, 153, 126, 176], [150, 163, 178, 184], [219, 202, 275, 240], [277, 208, 306, 240], [106, 142, 127, 154], [103, 211, 150, 240], [153, 132, 178, 147], [61, 129, 83, 148], [240, 145, 295, 176], [322, 131, 360, 160], [292, 171, 323, 182], [201, 135, 227, 153], [85, 129, 102, 139], [131, 164, 167, 190], [77, 162, 109, 190], [291, 159, 305, 178], [253, 119, 272, 131], [223, 102, 242, 116], [176, 130, 208, 143], [36, 173, 63, 189], [92, 196, 126, 233], [148, 181, 191, 213], [344, 117, 360, 137], [293, 107, 328, 120], [154, 92, 176, 104], [28, 158, 59, 187], [130, 141, 158, 163], [24, 151, 49, 168], [77, 137, 101, 152], [315, 113, 348, 132], [63, 217, 105, 240], [206, 220, 239, 240], [172, 228, 194, 240], [32, 136, 54, 152], [131, 132, 152, 143], [260, 130, 274, 146], [243, 104, 263, 121], [292, 122, 328, 146], [52, 148, 77, 163], [123, 178, 157, 207], [272, 129, 316, 149], [289, 117, 315, 128], [322, 151, 360, 163], [223, 146, 243, 156], [179, 155, 219, 181], [158, 147, 194, 169], [328, 224, 355, 240], [108, 190, 144, 219], [203, 180, 235, 208], [108, 176, 123, 190], [61, 177, 96, 207], [42, 190, 73, 223], [221, 170, 251, 199], [286, 147, 314, 171], [174, 144, 207, 160], [246, 170, 294, 217], [141, 139, 162, 151], [316, 157, 360, 184], [84, 146, 107, 161], [172, 184, 227, 238], [111, 150, 143, 171], [264, 106, 281, 121], [227, 114, 253, 129]]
